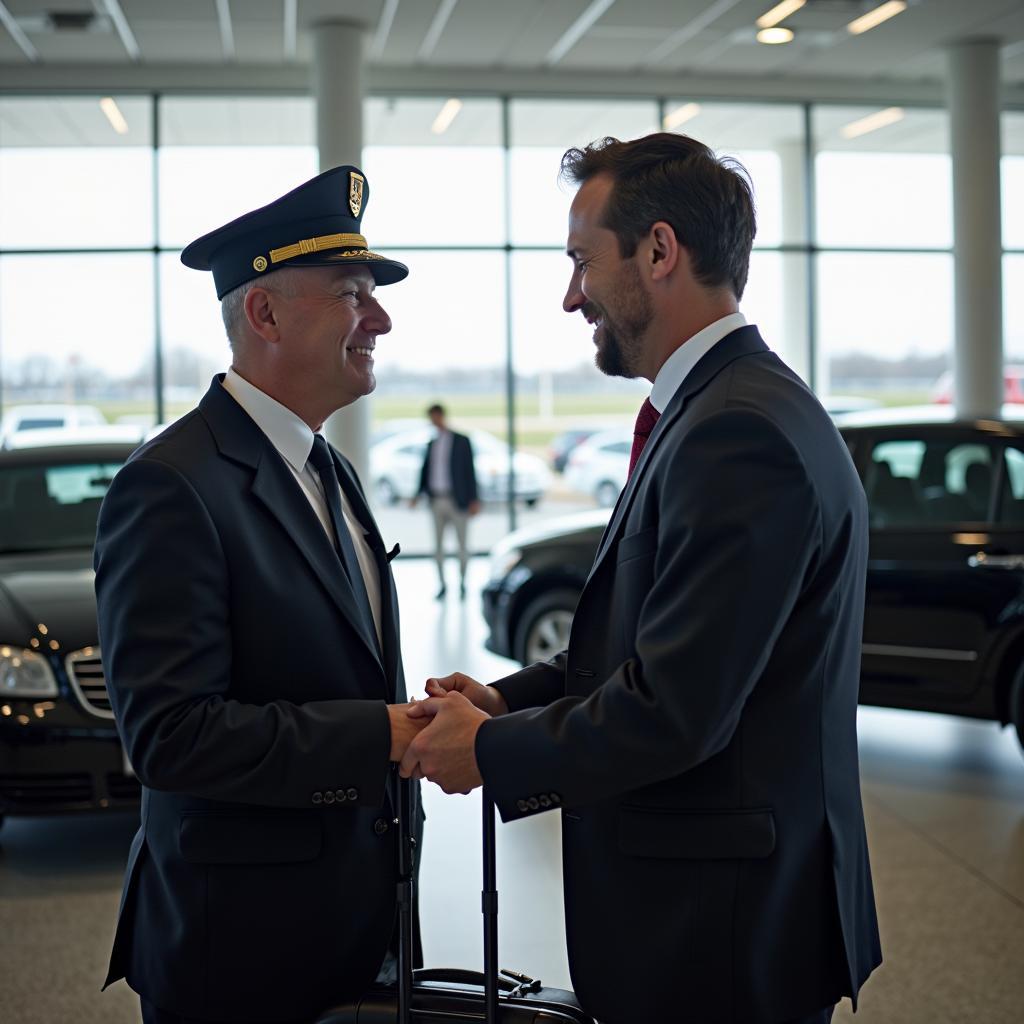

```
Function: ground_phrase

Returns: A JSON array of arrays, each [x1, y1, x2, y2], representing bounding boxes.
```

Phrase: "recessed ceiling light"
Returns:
[[663, 103, 701, 130], [757, 27, 794, 45], [840, 106, 905, 139], [847, 1, 907, 36], [431, 98, 463, 135], [99, 97, 129, 134], [756, 0, 806, 30]]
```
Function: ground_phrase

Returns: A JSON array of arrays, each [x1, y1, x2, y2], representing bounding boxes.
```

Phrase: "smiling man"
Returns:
[[403, 134, 882, 1023], [94, 166, 425, 1024]]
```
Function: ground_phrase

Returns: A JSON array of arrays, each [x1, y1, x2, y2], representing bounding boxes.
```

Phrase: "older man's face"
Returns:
[[276, 265, 392, 409]]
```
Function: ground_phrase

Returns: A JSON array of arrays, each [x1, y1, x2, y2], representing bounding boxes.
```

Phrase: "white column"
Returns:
[[777, 139, 811, 388], [313, 20, 372, 481], [948, 39, 1003, 419]]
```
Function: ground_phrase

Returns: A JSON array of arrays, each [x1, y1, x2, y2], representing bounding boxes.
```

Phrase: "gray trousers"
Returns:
[[429, 495, 469, 582]]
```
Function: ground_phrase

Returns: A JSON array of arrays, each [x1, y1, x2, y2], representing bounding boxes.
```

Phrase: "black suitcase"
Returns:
[[316, 779, 594, 1023]]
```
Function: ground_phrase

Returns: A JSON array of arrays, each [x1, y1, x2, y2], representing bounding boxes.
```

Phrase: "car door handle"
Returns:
[[967, 551, 1024, 569]]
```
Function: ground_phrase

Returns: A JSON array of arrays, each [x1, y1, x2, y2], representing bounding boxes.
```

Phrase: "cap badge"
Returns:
[[252, 255, 268, 273], [348, 171, 365, 217]]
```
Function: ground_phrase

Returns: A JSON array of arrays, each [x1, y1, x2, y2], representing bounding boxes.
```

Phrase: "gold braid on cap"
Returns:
[[268, 232, 369, 265]]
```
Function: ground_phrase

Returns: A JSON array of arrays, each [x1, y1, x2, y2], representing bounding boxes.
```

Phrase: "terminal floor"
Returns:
[[1, 557, 1022, 1023]]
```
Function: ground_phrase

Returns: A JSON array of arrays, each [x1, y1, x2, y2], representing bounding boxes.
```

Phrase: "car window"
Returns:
[[601, 441, 632, 455], [16, 418, 65, 432], [0, 461, 123, 553], [397, 443, 426, 457], [999, 447, 1024, 525], [865, 438, 995, 527]]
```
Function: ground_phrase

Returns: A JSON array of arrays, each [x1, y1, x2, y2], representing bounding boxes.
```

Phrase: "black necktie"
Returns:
[[308, 435, 376, 640]]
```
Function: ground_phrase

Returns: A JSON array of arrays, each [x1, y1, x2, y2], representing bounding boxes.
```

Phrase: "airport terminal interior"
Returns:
[[1, 1, 1024, 1022]]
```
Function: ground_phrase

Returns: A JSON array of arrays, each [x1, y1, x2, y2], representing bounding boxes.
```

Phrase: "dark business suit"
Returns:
[[94, 377, 418, 1023], [416, 431, 478, 511], [476, 327, 881, 1024]]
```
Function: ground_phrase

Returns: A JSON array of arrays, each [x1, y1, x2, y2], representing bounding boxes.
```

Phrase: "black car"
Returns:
[[0, 441, 140, 825], [482, 409, 1024, 753]]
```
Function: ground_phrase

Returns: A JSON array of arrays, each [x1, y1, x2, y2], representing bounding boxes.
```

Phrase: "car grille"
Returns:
[[65, 647, 115, 720], [0, 773, 93, 806]]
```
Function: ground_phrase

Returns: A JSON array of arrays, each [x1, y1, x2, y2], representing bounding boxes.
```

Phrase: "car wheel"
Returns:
[[513, 589, 579, 666], [375, 478, 399, 506], [595, 480, 620, 508]]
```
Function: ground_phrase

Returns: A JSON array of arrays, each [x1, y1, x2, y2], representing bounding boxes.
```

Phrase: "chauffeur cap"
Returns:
[[180, 165, 409, 299]]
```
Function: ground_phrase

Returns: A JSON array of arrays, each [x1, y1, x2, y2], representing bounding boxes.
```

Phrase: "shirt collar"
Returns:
[[649, 312, 748, 414], [221, 367, 317, 473]]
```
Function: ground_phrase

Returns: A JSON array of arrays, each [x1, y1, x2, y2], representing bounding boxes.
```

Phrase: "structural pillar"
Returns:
[[777, 139, 812, 388], [313, 19, 371, 480], [948, 39, 1003, 419]]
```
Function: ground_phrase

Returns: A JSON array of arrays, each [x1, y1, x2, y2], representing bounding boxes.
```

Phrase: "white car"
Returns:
[[0, 404, 108, 448], [563, 427, 633, 507], [370, 426, 551, 507], [3, 423, 146, 449]]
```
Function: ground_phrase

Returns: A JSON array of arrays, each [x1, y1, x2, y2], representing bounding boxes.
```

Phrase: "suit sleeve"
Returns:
[[461, 435, 479, 503], [94, 456, 392, 809], [476, 408, 822, 822], [490, 653, 567, 713]]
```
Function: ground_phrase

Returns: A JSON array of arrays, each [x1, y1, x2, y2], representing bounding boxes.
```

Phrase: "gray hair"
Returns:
[[221, 267, 302, 348]]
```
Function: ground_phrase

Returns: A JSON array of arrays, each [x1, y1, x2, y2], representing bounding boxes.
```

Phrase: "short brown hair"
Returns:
[[560, 132, 756, 298]]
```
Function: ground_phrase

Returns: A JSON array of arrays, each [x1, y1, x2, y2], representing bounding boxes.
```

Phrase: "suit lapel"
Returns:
[[588, 326, 769, 582], [199, 378, 384, 672]]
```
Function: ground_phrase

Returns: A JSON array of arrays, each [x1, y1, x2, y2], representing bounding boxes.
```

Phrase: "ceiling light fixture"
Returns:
[[757, 27, 794, 44], [99, 97, 129, 135], [847, 1, 906, 36], [840, 106, 904, 139], [756, 0, 805, 30], [431, 98, 463, 135], [663, 103, 701, 130]]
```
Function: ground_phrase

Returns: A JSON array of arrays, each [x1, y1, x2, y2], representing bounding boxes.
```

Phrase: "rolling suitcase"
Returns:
[[316, 778, 594, 1023]]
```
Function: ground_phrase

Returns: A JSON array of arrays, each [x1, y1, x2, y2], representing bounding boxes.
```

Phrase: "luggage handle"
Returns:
[[395, 776, 502, 1024]]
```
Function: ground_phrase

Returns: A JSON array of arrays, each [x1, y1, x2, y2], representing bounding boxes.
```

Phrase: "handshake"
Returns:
[[386, 673, 509, 794]]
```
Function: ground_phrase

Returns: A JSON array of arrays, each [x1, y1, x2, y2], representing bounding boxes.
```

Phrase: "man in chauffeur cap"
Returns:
[[95, 166, 424, 1024]]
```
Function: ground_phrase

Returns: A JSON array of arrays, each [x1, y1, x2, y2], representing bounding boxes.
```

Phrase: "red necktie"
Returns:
[[628, 397, 661, 478]]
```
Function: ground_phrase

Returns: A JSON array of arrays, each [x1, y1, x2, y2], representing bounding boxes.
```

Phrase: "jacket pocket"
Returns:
[[618, 805, 776, 860], [179, 813, 323, 865], [616, 526, 658, 564]]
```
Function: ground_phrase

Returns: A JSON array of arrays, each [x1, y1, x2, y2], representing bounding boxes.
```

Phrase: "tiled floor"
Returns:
[[1, 557, 1022, 1022]]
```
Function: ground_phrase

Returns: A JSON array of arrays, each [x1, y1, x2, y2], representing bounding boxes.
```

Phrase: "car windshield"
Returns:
[[0, 460, 124, 553]]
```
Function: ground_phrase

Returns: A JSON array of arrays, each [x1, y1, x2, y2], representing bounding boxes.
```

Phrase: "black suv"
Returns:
[[0, 442, 140, 826], [482, 409, 1024, 753]]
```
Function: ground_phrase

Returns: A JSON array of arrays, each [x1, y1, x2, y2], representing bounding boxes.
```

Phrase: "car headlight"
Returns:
[[488, 547, 522, 583], [0, 646, 58, 697]]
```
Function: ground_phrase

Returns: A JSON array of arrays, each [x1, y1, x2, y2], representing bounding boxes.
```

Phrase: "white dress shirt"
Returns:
[[221, 368, 383, 648], [428, 429, 454, 495], [649, 312, 748, 414]]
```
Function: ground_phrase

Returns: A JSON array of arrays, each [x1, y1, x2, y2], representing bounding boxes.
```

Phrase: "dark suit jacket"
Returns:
[[476, 327, 881, 1024], [417, 430, 478, 510], [94, 377, 418, 1022]]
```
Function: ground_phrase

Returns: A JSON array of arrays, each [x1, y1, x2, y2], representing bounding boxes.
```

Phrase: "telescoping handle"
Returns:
[[482, 790, 499, 1024], [396, 771, 415, 1024]]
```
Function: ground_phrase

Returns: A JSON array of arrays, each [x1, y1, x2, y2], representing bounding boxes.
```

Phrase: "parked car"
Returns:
[[0, 441, 141, 826], [483, 408, 1024, 754], [0, 403, 107, 448], [4, 423, 146, 449], [370, 426, 551, 507], [933, 366, 1024, 405], [563, 427, 633, 507], [548, 428, 599, 473]]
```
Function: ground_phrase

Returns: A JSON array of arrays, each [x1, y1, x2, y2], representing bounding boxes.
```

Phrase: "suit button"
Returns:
[[346, 787, 359, 801], [323, 790, 336, 804], [335, 789, 348, 802], [311, 792, 323, 805], [550, 793, 561, 804], [539, 795, 551, 808], [527, 797, 540, 811], [374, 818, 389, 836], [516, 799, 529, 812]]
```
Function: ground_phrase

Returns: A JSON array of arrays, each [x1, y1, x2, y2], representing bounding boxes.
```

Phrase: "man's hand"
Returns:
[[399, 691, 488, 794], [468, 500, 482, 517], [408, 496, 419, 510], [417, 672, 508, 717], [387, 702, 429, 762]]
